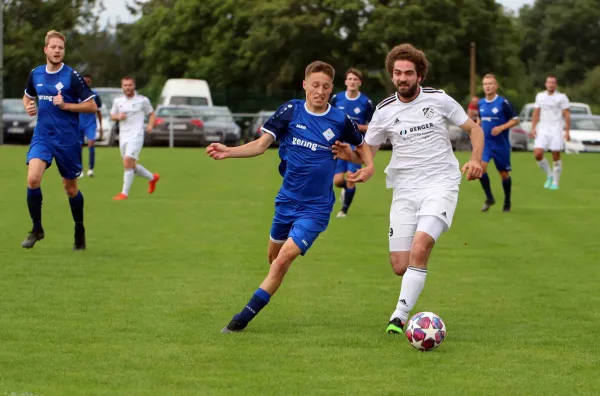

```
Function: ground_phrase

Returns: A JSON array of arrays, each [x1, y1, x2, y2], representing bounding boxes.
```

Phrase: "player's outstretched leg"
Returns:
[[500, 171, 512, 212], [550, 152, 561, 190], [534, 149, 552, 188], [222, 239, 301, 333], [479, 172, 495, 212], [134, 164, 159, 194], [87, 140, 96, 177], [22, 159, 46, 249], [65, 179, 86, 250]]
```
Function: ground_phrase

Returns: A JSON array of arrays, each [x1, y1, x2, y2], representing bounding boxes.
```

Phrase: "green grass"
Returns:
[[0, 145, 599, 396]]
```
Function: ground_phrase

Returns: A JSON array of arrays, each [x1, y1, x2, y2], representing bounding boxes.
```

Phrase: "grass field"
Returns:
[[0, 145, 599, 396]]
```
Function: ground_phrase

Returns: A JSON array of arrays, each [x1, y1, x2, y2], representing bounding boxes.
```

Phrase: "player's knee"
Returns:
[[410, 237, 434, 264], [499, 171, 510, 180], [268, 251, 278, 265], [390, 253, 409, 276], [534, 151, 544, 161], [27, 174, 42, 188], [269, 256, 292, 279], [333, 174, 345, 188], [63, 183, 78, 197]]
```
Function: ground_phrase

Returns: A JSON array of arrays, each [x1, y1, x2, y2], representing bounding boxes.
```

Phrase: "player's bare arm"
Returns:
[[459, 118, 484, 180], [563, 108, 571, 141], [56, 93, 98, 113], [530, 108, 541, 138], [357, 124, 368, 133], [207, 133, 274, 160], [111, 112, 126, 121], [346, 143, 375, 183], [22, 95, 37, 117], [97, 110, 104, 139], [333, 140, 380, 164], [491, 117, 520, 136], [146, 111, 156, 133]]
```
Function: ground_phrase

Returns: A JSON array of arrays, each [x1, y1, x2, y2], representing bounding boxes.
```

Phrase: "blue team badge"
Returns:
[[322, 128, 335, 141]]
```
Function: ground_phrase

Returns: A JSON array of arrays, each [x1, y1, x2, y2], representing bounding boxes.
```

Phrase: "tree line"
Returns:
[[3, 0, 600, 112]]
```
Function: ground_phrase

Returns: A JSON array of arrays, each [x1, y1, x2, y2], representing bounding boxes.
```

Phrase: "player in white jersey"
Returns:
[[110, 76, 160, 200], [333, 44, 484, 334], [530, 75, 570, 190]]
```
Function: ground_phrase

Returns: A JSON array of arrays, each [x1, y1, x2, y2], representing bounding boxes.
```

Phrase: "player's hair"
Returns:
[[345, 68, 363, 81], [546, 74, 557, 82], [483, 73, 497, 81], [385, 44, 428, 80], [83, 74, 92, 79], [45, 30, 66, 46], [305, 61, 335, 80], [121, 75, 136, 83]]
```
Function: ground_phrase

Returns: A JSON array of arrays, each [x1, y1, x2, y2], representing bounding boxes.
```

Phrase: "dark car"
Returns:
[[145, 105, 207, 147], [193, 106, 241, 146], [2, 99, 36, 143]]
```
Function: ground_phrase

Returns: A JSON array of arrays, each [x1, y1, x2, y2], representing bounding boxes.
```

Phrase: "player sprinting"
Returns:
[[530, 75, 571, 190], [330, 68, 375, 218], [333, 44, 484, 334], [110, 76, 159, 200], [78, 74, 103, 178], [477, 74, 520, 212], [206, 61, 375, 333], [21, 30, 98, 250]]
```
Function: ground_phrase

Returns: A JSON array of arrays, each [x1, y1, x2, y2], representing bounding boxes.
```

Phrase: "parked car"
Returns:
[[193, 106, 241, 146], [159, 79, 213, 106], [2, 98, 36, 143], [509, 102, 592, 151], [146, 105, 207, 146], [249, 110, 276, 145], [564, 115, 600, 153], [94, 87, 123, 147]]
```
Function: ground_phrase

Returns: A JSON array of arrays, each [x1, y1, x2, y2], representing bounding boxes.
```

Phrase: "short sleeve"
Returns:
[[25, 70, 37, 98], [364, 98, 375, 123], [330, 94, 337, 107], [534, 93, 542, 109], [341, 115, 364, 146], [143, 97, 154, 115], [364, 108, 388, 146], [71, 70, 95, 102], [560, 94, 570, 110], [261, 101, 295, 140], [110, 99, 118, 115], [94, 94, 103, 109], [502, 98, 518, 120], [442, 93, 469, 127]]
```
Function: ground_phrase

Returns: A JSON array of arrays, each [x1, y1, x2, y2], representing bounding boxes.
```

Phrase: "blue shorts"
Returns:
[[80, 124, 97, 141], [483, 144, 511, 172], [270, 201, 330, 256], [335, 159, 361, 175], [26, 136, 82, 180]]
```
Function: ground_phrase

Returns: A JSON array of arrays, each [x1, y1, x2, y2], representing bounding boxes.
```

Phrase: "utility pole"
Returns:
[[470, 42, 476, 99]]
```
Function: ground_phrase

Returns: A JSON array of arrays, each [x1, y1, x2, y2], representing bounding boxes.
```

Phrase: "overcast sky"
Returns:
[[98, 0, 535, 26]]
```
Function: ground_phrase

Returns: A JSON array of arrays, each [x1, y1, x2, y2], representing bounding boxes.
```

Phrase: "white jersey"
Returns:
[[365, 88, 469, 189], [534, 90, 569, 135], [110, 93, 154, 140]]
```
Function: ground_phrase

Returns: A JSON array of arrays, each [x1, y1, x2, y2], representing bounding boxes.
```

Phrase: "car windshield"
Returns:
[[572, 118, 600, 131], [570, 106, 589, 115], [157, 108, 197, 117], [96, 90, 122, 113], [3, 100, 27, 114], [170, 96, 209, 106], [198, 109, 234, 123]]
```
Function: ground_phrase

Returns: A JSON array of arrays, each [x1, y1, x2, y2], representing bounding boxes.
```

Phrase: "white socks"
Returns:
[[553, 161, 562, 185], [135, 164, 154, 180], [390, 266, 428, 322], [122, 169, 135, 196], [537, 158, 552, 177]]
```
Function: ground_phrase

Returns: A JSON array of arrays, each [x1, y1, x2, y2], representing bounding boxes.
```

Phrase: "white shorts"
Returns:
[[120, 138, 144, 160], [389, 187, 459, 252], [534, 131, 564, 152]]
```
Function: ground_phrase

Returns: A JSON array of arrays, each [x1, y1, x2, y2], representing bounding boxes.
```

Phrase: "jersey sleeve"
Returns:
[[94, 94, 103, 110], [442, 93, 469, 126], [364, 108, 388, 146], [364, 98, 375, 123], [502, 98, 518, 120], [330, 94, 337, 107], [560, 94, 570, 110], [341, 115, 364, 146], [534, 93, 543, 109], [143, 97, 154, 115], [25, 70, 37, 98], [261, 101, 294, 140], [110, 99, 119, 115], [71, 70, 95, 102]]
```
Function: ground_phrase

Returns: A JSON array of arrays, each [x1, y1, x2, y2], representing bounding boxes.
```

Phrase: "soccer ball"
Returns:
[[405, 312, 446, 351]]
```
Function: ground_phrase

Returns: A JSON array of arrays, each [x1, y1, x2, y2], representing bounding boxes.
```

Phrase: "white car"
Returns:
[[564, 115, 600, 153], [91, 87, 124, 146], [509, 102, 592, 151]]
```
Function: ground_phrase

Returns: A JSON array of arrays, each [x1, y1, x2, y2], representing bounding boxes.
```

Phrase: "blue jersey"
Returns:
[[261, 100, 364, 218], [330, 91, 375, 126], [79, 90, 102, 130], [478, 95, 518, 147], [25, 64, 95, 143]]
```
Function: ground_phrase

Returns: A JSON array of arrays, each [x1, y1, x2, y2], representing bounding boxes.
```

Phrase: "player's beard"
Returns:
[[47, 55, 63, 66], [396, 81, 418, 99]]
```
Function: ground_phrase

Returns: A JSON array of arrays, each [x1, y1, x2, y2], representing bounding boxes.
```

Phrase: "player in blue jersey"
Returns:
[[206, 61, 375, 333], [478, 74, 520, 212], [21, 30, 98, 250], [330, 68, 375, 218], [79, 74, 103, 177]]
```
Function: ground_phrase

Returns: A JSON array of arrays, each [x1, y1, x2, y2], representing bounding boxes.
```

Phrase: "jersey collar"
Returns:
[[304, 102, 331, 117], [344, 91, 361, 101], [45, 63, 65, 74], [485, 95, 498, 103]]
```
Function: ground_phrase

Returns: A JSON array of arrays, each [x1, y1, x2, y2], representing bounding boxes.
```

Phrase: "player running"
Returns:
[[207, 61, 375, 333], [21, 30, 98, 250], [330, 68, 375, 218], [110, 76, 160, 200], [530, 75, 571, 190], [333, 44, 484, 334], [79, 74, 103, 177], [477, 74, 520, 212]]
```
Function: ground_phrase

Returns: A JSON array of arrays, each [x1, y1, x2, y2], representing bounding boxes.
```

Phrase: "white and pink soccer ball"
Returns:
[[405, 312, 447, 351]]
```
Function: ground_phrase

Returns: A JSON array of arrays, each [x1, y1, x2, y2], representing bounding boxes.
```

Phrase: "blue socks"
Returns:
[[69, 190, 84, 224], [480, 173, 494, 201], [27, 187, 43, 230], [502, 177, 512, 205], [234, 288, 271, 325], [342, 186, 356, 213], [89, 146, 95, 170]]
